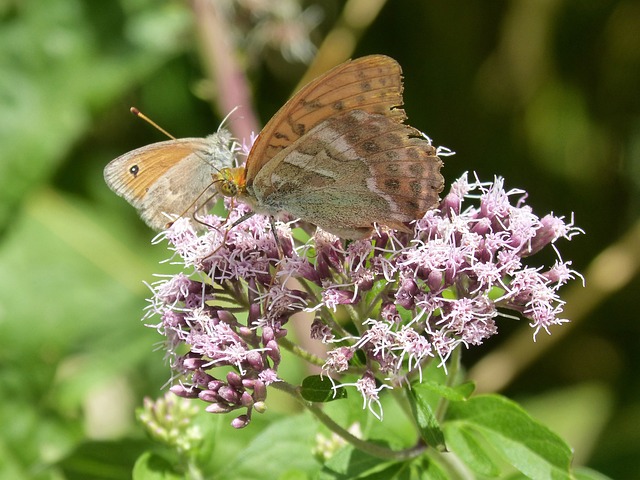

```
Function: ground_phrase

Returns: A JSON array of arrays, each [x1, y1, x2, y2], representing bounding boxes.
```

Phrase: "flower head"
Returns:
[[145, 170, 582, 425]]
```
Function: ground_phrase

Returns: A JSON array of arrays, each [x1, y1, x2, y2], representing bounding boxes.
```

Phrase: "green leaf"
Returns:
[[487, 285, 507, 300], [320, 449, 449, 479], [58, 439, 150, 479], [395, 305, 414, 324], [413, 380, 475, 402], [443, 424, 501, 477], [362, 278, 388, 316], [407, 387, 446, 451], [360, 461, 410, 480], [573, 466, 615, 480], [133, 452, 183, 480], [520, 383, 613, 463], [412, 456, 450, 480], [441, 288, 457, 300], [320, 445, 395, 479], [445, 395, 573, 479], [301, 375, 347, 402], [279, 471, 311, 480], [0, 0, 191, 229], [219, 414, 320, 480]]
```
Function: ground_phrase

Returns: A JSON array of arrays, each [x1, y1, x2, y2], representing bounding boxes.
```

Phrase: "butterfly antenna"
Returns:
[[218, 106, 240, 134], [130, 107, 176, 140]]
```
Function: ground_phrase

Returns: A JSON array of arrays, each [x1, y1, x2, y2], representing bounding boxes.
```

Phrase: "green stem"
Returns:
[[278, 337, 325, 367], [360, 281, 394, 321], [272, 381, 427, 461], [435, 346, 461, 421], [186, 462, 205, 480], [344, 304, 365, 335], [277, 334, 367, 376], [320, 306, 354, 339], [296, 276, 319, 300]]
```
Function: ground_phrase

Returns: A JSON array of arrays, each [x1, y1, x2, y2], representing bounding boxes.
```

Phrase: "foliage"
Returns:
[[1, 0, 637, 478]]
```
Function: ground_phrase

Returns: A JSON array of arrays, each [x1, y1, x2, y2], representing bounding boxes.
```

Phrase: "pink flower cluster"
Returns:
[[145, 173, 582, 426]]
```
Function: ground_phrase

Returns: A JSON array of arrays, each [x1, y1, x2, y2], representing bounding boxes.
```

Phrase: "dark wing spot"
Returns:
[[385, 150, 400, 161], [406, 199, 420, 210], [409, 181, 423, 194], [382, 132, 403, 147], [409, 163, 425, 176], [406, 147, 420, 159], [346, 131, 362, 143], [299, 141, 324, 156], [386, 163, 400, 174], [362, 140, 380, 153], [333, 100, 344, 110], [384, 178, 401, 193], [339, 112, 360, 129], [274, 131, 290, 141], [129, 165, 139, 177], [301, 98, 323, 109], [363, 121, 382, 136], [293, 123, 306, 136]]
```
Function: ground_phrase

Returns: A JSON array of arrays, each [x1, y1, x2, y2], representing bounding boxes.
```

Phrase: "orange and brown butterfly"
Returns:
[[104, 55, 444, 239]]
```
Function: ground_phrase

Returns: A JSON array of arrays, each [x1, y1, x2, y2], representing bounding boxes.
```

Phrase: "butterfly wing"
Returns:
[[245, 55, 406, 182], [104, 138, 218, 230], [248, 110, 444, 239]]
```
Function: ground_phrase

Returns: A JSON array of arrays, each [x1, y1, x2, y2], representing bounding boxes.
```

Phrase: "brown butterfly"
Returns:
[[105, 55, 444, 238], [103, 130, 233, 230]]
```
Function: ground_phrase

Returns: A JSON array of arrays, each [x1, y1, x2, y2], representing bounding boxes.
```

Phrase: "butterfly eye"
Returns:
[[218, 180, 238, 197], [214, 167, 245, 198]]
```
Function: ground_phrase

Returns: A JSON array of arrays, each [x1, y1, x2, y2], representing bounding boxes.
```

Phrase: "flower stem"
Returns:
[[435, 347, 462, 421], [278, 337, 325, 367], [272, 381, 427, 461]]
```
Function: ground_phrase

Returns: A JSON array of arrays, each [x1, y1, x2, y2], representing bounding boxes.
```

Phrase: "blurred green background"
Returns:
[[1, 0, 638, 478]]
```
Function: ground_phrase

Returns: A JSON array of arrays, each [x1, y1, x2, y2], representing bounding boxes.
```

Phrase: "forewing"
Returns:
[[104, 139, 201, 202], [103, 138, 215, 230], [246, 55, 406, 181]]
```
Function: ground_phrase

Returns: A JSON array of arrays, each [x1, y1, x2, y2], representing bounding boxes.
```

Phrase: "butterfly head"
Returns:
[[214, 167, 247, 198]]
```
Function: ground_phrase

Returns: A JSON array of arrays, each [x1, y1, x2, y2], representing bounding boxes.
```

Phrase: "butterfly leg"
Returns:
[[268, 216, 285, 260]]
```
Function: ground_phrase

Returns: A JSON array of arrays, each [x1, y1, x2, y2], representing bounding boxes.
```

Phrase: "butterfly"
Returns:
[[103, 127, 234, 231], [104, 55, 444, 239]]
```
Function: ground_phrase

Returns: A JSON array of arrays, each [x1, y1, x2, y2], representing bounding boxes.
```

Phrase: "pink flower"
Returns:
[[145, 171, 582, 424]]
